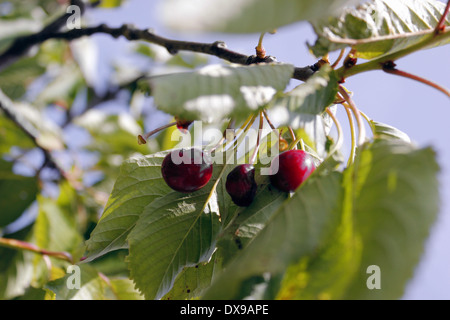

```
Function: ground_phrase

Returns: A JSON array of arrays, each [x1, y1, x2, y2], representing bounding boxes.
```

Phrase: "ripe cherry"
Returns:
[[269, 150, 315, 192], [161, 148, 213, 193], [225, 164, 257, 207]]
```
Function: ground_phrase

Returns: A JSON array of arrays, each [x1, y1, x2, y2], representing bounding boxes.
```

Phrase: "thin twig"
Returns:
[[0, 237, 74, 264], [0, 89, 67, 179], [331, 49, 346, 69], [262, 109, 276, 130], [287, 127, 297, 150], [138, 121, 177, 145], [382, 63, 450, 98], [338, 86, 366, 146], [256, 32, 267, 59]]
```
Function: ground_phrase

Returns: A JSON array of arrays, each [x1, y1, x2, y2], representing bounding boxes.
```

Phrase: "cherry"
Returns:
[[269, 150, 315, 192], [225, 164, 257, 207], [161, 148, 213, 193]]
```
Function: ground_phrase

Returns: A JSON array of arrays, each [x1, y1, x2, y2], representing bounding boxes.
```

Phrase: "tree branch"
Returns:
[[0, 22, 317, 82], [0, 89, 67, 180]]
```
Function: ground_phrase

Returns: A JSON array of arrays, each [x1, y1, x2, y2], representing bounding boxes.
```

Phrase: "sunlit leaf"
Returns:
[[161, 0, 362, 33], [149, 63, 294, 123], [202, 171, 343, 299], [370, 120, 411, 142], [343, 140, 439, 299], [83, 152, 172, 262], [309, 0, 450, 59]]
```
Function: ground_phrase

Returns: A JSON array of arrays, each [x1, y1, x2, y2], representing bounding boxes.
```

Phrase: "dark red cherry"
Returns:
[[161, 148, 213, 193], [175, 117, 193, 133], [225, 164, 257, 207], [269, 150, 315, 192]]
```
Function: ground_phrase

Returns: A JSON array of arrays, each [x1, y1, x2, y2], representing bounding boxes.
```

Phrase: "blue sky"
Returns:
[[84, 0, 450, 299]]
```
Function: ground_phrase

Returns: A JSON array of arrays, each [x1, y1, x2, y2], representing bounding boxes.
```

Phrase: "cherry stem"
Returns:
[[338, 86, 366, 146], [262, 108, 289, 152], [287, 127, 297, 150], [325, 107, 344, 157], [209, 119, 235, 153], [262, 109, 276, 130], [218, 115, 255, 153], [138, 121, 177, 144], [0, 237, 74, 264], [382, 64, 450, 98], [435, 0, 450, 35], [250, 111, 264, 164], [256, 32, 267, 59], [342, 103, 357, 167], [331, 49, 346, 69], [262, 108, 282, 140], [359, 110, 374, 135], [289, 135, 306, 152]]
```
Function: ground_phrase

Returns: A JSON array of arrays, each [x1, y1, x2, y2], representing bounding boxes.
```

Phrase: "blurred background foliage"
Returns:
[[0, 0, 189, 299]]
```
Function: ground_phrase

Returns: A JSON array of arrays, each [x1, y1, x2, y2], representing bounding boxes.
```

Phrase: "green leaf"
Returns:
[[275, 160, 361, 300], [108, 278, 145, 300], [202, 170, 344, 299], [267, 65, 339, 156], [369, 120, 411, 142], [264, 140, 439, 300], [209, 139, 439, 300], [309, 0, 450, 59], [0, 159, 39, 228], [149, 63, 294, 123], [162, 250, 223, 300], [276, 211, 361, 300], [342, 139, 439, 299], [45, 264, 142, 300], [126, 165, 224, 299], [84, 152, 172, 262], [161, 0, 361, 33], [34, 182, 84, 256], [217, 169, 289, 257]]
